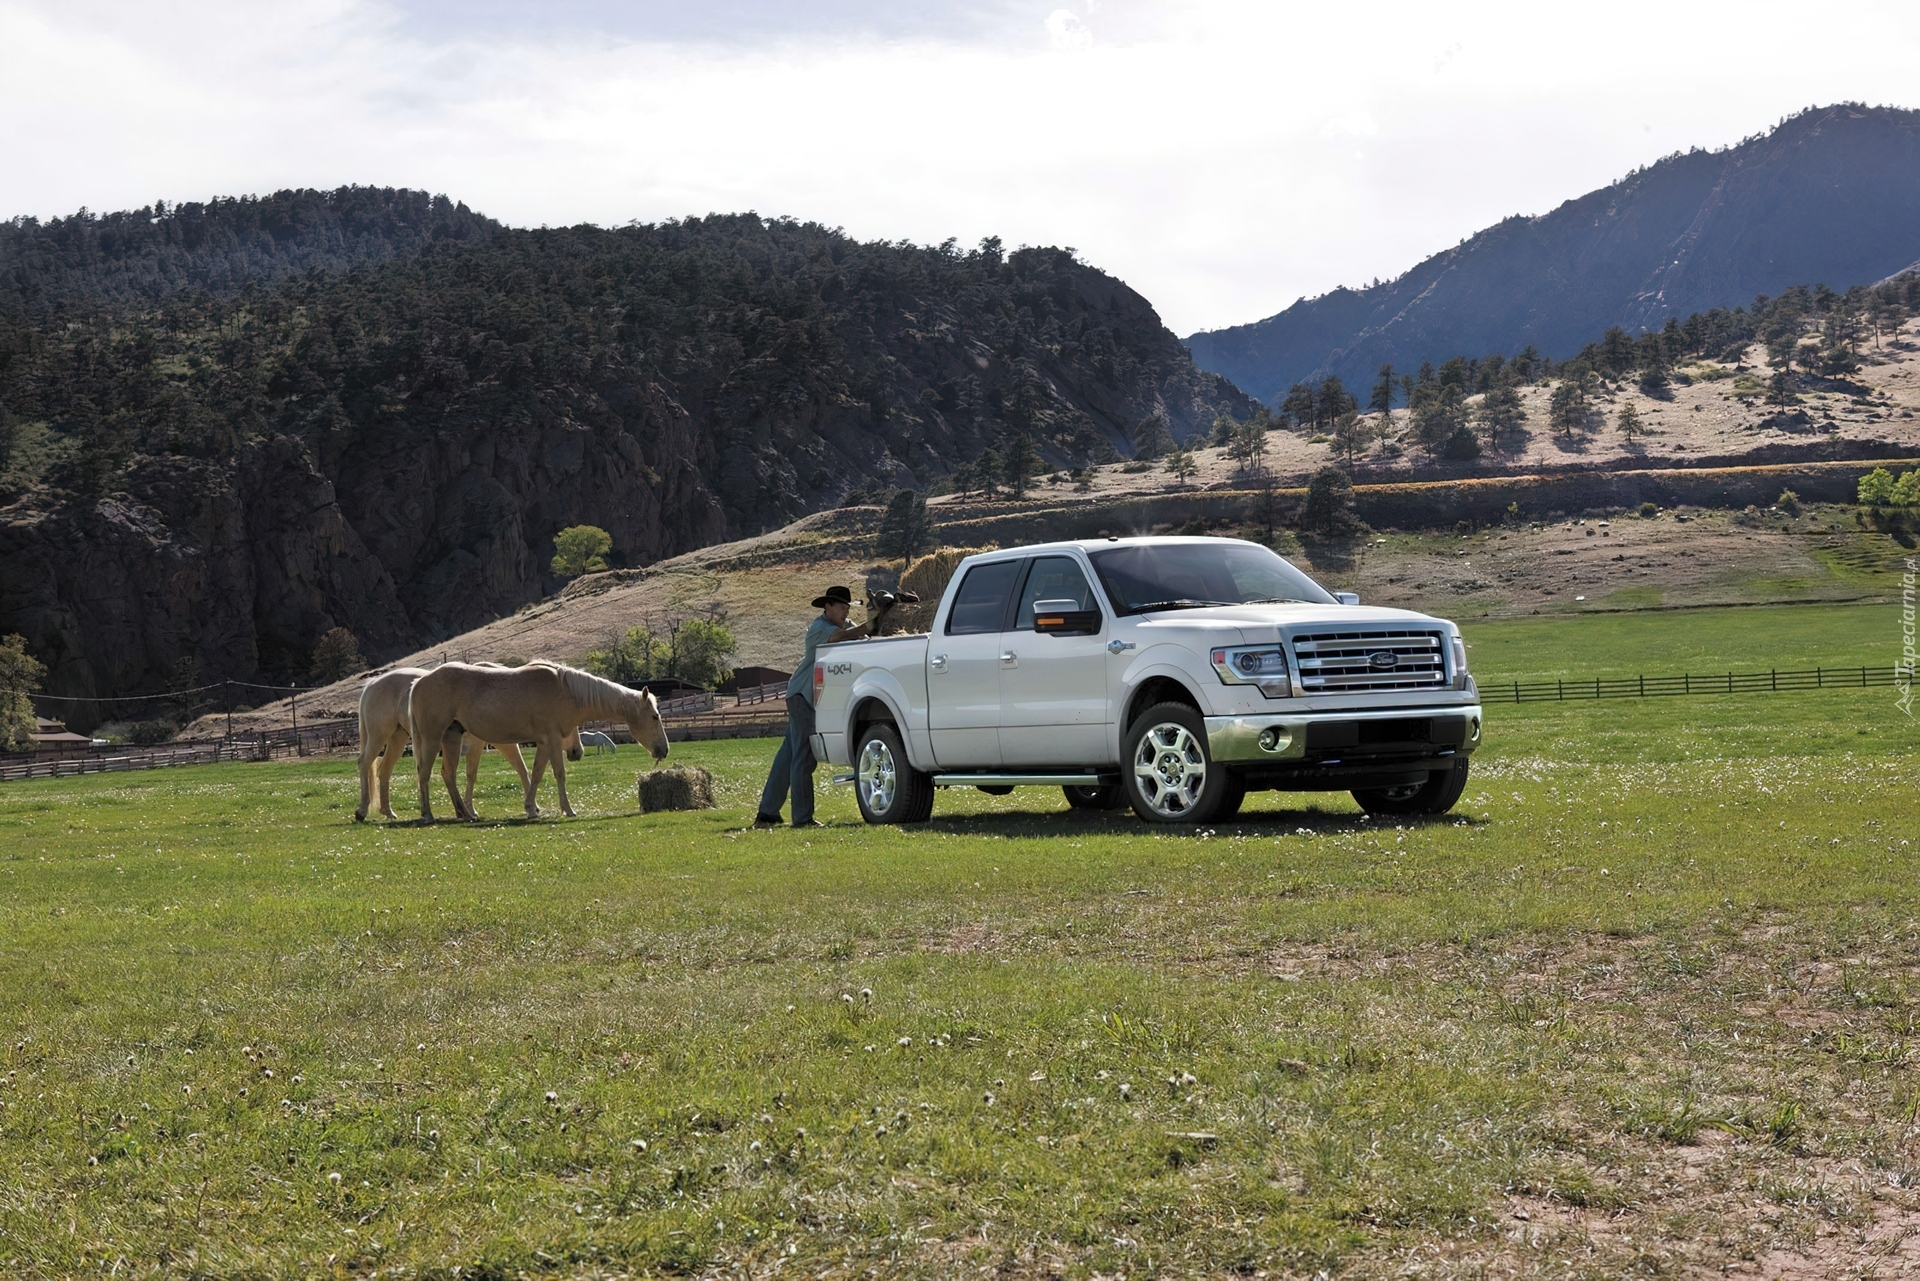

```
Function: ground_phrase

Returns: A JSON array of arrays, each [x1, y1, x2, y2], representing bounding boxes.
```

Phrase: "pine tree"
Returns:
[[1279, 383, 1316, 430], [1331, 409, 1371, 465], [1131, 413, 1176, 460], [1368, 364, 1396, 424], [309, 627, 365, 683], [1616, 402, 1643, 443], [1001, 433, 1041, 497], [877, 489, 934, 560], [1301, 466, 1357, 533]]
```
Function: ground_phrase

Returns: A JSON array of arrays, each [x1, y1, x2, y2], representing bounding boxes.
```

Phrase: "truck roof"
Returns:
[[959, 534, 1271, 560]]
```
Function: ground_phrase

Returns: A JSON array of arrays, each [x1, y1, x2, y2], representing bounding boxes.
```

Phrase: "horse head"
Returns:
[[627, 688, 670, 762], [564, 725, 584, 763]]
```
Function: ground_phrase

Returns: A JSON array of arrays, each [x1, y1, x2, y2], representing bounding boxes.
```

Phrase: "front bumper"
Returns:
[[1205, 705, 1482, 764]]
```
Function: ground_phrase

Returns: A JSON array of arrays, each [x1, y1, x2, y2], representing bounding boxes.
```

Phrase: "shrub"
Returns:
[[1776, 489, 1801, 515], [129, 720, 176, 745], [0, 633, 44, 753], [1637, 502, 1659, 518], [1857, 467, 1919, 507], [550, 525, 612, 577]]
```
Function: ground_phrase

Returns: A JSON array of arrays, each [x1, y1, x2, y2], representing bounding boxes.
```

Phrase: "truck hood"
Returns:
[[1127, 602, 1453, 636]]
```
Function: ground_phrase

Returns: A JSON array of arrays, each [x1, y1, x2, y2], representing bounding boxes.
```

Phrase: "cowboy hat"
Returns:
[[811, 584, 856, 609]]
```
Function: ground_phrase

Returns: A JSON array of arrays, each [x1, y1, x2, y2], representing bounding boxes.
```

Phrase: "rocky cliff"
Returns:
[[0, 202, 1252, 712]]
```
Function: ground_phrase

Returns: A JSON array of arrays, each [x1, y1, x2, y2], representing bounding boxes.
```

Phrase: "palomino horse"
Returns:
[[353, 667, 582, 822], [409, 661, 669, 820]]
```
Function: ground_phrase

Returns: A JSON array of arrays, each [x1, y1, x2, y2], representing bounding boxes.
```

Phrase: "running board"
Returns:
[[931, 772, 1110, 787]]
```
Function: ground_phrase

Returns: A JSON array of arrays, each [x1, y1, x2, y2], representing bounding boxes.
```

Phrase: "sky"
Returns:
[[2, 1, 1917, 335]]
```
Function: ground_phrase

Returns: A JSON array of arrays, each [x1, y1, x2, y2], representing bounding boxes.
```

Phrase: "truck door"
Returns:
[[998, 554, 1114, 767], [927, 558, 1023, 768]]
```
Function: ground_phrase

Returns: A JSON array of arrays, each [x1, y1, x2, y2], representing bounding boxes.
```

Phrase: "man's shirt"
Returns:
[[787, 613, 839, 705]]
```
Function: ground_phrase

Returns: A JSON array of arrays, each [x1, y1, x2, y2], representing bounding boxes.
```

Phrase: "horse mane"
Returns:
[[539, 662, 645, 716]]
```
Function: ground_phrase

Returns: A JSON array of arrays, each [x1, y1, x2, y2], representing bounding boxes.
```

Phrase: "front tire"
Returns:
[[854, 724, 934, 824], [1123, 702, 1230, 824], [1351, 758, 1470, 817]]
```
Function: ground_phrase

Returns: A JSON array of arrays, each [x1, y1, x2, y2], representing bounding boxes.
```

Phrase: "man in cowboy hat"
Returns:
[[754, 583, 892, 828]]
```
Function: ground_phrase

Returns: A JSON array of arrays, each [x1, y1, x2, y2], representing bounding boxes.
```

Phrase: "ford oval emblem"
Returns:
[[1367, 650, 1399, 670]]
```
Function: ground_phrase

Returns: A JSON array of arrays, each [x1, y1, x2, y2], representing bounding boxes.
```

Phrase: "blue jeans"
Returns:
[[757, 695, 817, 825]]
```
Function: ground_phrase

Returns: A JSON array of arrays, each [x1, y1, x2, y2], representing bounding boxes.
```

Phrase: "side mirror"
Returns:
[[1033, 598, 1101, 635], [1334, 592, 1360, 606]]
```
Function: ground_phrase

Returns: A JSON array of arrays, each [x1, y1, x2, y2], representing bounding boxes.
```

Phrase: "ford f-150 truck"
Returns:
[[811, 536, 1482, 825]]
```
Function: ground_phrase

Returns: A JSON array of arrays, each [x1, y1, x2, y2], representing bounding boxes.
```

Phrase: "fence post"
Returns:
[[1817, 667, 1822, 688], [1684, 673, 1689, 695], [1557, 679, 1563, 701], [226, 680, 233, 741], [1595, 677, 1601, 699], [1727, 672, 1732, 694], [1513, 681, 1519, 703], [1771, 669, 1776, 691], [1639, 674, 1644, 697]]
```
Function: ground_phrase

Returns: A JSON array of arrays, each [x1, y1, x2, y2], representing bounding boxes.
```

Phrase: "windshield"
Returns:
[[1089, 540, 1336, 615]]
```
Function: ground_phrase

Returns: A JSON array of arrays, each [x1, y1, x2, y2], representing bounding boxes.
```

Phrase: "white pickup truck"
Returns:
[[811, 536, 1482, 825]]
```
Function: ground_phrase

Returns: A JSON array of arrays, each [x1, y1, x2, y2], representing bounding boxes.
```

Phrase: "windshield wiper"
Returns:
[[1126, 599, 1231, 615], [1242, 597, 1308, 605]]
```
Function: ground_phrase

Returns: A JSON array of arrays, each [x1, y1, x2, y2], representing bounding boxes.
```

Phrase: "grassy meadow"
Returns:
[[2, 602, 1918, 1278]]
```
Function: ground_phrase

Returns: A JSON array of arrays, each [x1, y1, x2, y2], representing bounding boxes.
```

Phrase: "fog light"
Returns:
[[1257, 727, 1290, 753], [1469, 716, 1481, 743]]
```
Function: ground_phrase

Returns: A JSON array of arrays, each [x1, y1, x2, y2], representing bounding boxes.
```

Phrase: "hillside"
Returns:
[[0, 187, 500, 312], [1187, 104, 1920, 402], [0, 199, 1251, 705]]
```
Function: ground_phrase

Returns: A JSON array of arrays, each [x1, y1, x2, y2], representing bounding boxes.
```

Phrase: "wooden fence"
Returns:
[[734, 681, 789, 707]]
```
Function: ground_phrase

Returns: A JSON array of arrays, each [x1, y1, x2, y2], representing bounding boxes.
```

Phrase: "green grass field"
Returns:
[[3, 603, 1917, 1278]]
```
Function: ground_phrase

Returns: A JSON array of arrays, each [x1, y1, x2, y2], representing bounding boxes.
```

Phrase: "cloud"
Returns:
[[1, 0, 1917, 334], [1045, 8, 1094, 51]]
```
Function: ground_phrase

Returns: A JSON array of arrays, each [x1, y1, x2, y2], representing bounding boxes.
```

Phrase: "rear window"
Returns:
[[945, 561, 1022, 635]]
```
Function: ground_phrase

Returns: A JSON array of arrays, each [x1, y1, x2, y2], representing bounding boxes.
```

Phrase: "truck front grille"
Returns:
[[1290, 630, 1447, 693]]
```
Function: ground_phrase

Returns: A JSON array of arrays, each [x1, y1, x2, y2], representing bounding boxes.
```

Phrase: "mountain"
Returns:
[[1186, 104, 1920, 402], [0, 196, 1251, 709]]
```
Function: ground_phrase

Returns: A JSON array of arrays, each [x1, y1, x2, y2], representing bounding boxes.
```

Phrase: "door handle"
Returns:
[[929, 654, 947, 672], [1107, 640, 1135, 654], [1000, 651, 1018, 667]]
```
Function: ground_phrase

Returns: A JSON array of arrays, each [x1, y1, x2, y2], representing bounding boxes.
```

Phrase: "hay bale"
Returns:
[[637, 766, 715, 813]]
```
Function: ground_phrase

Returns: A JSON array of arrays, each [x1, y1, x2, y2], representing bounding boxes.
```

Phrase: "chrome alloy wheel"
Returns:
[[858, 735, 898, 815], [1132, 720, 1208, 818]]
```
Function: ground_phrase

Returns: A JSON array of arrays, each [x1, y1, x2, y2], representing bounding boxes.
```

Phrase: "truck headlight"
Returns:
[[1211, 646, 1290, 698], [1451, 635, 1469, 689]]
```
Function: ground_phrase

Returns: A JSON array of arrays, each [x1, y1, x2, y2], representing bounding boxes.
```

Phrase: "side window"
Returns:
[[1016, 556, 1099, 630], [945, 561, 1022, 635]]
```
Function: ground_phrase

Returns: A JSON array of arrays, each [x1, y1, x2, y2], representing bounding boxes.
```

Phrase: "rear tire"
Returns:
[[1351, 758, 1470, 817], [1063, 783, 1126, 811], [1122, 702, 1230, 824], [854, 724, 934, 824]]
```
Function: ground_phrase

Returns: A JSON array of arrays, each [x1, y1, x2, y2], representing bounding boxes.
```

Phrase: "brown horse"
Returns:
[[408, 661, 669, 820], [353, 667, 582, 822]]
